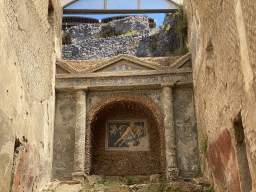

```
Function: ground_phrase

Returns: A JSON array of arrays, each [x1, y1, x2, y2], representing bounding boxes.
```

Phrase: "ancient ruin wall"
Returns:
[[185, 0, 256, 191], [53, 93, 76, 180], [53, 87, 198, 180], [0, 0, 62, 191], [173, 87, 198, 178], [62, 14, 178, 60]]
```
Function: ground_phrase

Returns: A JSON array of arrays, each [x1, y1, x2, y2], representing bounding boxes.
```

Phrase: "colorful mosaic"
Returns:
[[106, 120, 149, 151]]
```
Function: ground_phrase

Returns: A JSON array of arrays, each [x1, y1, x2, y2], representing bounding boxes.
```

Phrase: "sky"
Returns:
[[64, 0, 179, 28]]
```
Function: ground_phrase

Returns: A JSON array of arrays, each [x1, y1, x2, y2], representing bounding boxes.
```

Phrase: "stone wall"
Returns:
[[173, 87, 198, 178], [185, 0, 256, 191], [62, 14, 179, 60], [0, 0, 62, 191], [69, 15, 151, 42], [53, 87, 198, 180], [53, 93, 76, 181]]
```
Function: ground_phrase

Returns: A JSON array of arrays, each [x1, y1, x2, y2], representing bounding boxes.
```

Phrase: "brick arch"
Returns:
[[85, 94, 166, 175]]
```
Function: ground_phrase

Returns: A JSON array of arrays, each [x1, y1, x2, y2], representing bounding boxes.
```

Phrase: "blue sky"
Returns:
[[64, 0, 178, 27]]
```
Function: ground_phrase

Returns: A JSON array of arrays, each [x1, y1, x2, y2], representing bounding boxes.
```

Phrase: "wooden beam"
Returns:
[[63, 9, 177, 14]]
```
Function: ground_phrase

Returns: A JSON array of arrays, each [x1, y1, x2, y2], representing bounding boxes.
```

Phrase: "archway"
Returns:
[[85, 95, 165, 176]]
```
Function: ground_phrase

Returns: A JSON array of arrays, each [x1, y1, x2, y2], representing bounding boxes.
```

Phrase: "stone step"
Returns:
[[41, 176, 212, 192]]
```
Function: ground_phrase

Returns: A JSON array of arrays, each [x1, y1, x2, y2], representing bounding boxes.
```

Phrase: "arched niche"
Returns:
[[85, 95, 165, 176]]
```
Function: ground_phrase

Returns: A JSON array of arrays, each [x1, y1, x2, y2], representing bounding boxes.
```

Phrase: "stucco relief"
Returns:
[[106, 63, 143, 71]]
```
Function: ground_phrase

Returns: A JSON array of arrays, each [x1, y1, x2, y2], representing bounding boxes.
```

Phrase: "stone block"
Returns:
[[104, 176, 121, 182], [150, 174, 161, 183], [167, 168, 180, 180], [87, 175, 104, 185]]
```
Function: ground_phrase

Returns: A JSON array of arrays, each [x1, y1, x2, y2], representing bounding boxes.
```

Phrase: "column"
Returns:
[[162, 84, 179, 179], [104, 0, 107, 9], [138, 0, 141, 9], [72, 88, 87, 180]]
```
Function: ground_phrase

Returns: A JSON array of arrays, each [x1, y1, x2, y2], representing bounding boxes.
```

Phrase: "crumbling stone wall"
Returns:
[[68, 15, 151, 42], [62, 14, 179, 60], [185, 0, 256, 191], [0, 0, 62, 191]]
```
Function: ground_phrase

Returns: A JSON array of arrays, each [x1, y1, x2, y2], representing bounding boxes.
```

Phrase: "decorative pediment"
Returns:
[[55, 54, 191, 75], [56, 59, 77, 74], [169, 53, 192, 69], [105, 63, 143, 71], [88, 54, 166, 73]]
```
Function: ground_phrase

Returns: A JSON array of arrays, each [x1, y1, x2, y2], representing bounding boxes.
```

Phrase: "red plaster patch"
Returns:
[[206, 128, 241, 192], [13, 144, 40, 192]]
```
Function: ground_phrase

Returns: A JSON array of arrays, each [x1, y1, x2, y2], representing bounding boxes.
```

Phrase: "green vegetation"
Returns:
[[175, 5, 188, 45], [125, 176, 138, 185], [203, 187, 215, 192], [62, 31, 71, 45], [174, 46, 189, 55], [174, 5, 189, 55], [195, 169, 203, 178], [169, 186, 185, 192], [99, 25, 121, 38], [148, 32, 160, 56], [122, 30, 140, 36], [94, 180, 124, 188], [158, 174, 168, 192], [200, 136, 208, 154]]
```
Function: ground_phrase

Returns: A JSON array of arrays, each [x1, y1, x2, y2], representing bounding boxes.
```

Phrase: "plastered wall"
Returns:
[[0, 0, 62, 191], [173, 87, 198, 178], [185, 0, 256, 190]]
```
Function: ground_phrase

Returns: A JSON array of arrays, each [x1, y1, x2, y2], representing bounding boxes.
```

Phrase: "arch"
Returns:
[[85, 94, 166, 175]]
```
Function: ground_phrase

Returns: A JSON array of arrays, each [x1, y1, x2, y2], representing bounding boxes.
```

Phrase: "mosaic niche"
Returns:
[[105, 120, 149, 151]]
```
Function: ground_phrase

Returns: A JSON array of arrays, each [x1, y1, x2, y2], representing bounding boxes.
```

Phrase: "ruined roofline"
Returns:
[[62, 15, 156, 28]]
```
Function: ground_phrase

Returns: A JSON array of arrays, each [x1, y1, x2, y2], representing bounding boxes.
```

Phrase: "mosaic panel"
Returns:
[[105, 120, 149, 151]]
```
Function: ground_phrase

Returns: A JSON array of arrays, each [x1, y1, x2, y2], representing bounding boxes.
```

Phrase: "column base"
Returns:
[[72, 172, 86, 182], [167, 168, 179, 180]]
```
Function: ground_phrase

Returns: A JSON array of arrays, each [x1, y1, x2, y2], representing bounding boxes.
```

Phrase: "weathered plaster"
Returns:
[[185, 0, 256, 190], [0, 0, 62, 191]]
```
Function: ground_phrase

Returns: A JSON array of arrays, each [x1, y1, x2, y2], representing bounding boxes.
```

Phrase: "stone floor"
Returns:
[[41, 175, 213, 192]]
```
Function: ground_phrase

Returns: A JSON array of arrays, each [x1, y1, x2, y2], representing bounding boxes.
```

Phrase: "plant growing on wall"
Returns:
[[174, 5, 188, 55], [200, 136, 208, 154]]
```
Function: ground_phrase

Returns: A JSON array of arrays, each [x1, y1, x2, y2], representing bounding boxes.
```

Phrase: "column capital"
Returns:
[[161, 82, 175, 88], [74, 86, 88, 92]]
